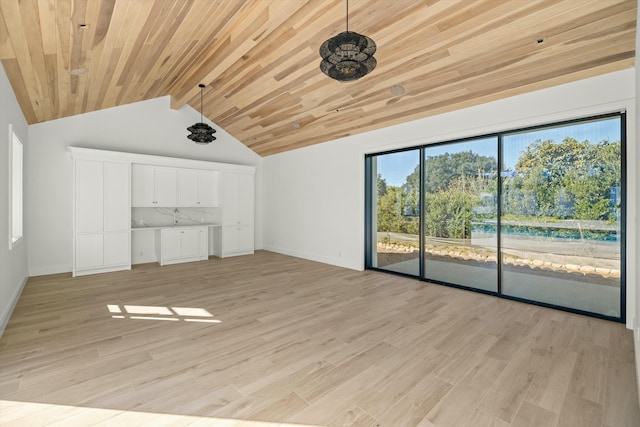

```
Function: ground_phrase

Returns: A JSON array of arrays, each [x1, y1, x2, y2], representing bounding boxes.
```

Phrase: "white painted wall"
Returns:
[[28, 96, 263, 276], [0, 63, 29, 335], [263, 68, 638, 329]]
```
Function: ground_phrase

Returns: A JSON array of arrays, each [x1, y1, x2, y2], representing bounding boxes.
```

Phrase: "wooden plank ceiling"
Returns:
[[0, 0, 636, 156]]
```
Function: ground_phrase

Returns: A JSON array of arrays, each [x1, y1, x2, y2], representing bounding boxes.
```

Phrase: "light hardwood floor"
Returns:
[[1, 251, 638, 426]]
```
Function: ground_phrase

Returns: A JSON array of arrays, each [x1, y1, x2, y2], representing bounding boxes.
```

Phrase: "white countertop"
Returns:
[[132, 223, 222, 231]]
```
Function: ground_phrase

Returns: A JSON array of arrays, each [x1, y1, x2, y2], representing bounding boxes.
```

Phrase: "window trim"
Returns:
[[8, 123, 24, 250]]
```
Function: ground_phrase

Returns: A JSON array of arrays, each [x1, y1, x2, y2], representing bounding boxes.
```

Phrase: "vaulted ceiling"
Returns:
[[0, 0, 636, 156]]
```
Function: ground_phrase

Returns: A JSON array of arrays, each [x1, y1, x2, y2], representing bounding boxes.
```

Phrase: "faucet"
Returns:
[[174, 208, 178, 224]]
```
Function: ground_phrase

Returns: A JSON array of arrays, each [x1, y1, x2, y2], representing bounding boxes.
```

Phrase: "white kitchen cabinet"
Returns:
[[131, 164, 177, 207], [158, 226, 208, 265], [222, 225, 254, 255], [177, 169, 219, 207], [73, 159, 131, 276], [75, 232, 130, 270], [219, 172, 254, 257]]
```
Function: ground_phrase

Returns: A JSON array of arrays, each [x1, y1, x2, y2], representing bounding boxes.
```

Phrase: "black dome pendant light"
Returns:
[[187, 84, 216, 144], [319, 0, 377, 82]]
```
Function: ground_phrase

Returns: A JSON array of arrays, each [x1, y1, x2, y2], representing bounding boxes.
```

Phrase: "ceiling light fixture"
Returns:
[[319, 0, 376, 82], [187, 84, 216, 145]]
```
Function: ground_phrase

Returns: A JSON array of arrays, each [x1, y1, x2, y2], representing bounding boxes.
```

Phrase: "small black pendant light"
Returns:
[[319, 0, 377, 82], [187, 84, 216, 144]]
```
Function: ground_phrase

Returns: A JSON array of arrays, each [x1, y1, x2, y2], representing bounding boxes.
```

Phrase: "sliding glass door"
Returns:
[[500, 117, 623, 317], [366, 149, 420, 276], [423, 139, 498, 292], [365, 113, 625, 321]]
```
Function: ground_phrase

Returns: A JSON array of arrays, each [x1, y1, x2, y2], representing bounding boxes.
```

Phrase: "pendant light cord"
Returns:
[[346, 0, 349, 33], [200, 87, 204, 123]]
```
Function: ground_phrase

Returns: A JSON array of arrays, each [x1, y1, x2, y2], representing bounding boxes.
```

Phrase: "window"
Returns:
[[9, 124, 23, 249], [365, 113, 625, 322]]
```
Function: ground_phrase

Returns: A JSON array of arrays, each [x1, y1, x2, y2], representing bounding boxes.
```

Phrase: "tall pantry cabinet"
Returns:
[[218, 172, 254, 257], [72, 157, 131, 276]]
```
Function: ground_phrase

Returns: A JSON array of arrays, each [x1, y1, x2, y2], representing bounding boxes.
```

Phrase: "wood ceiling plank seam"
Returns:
[[165, 0, 250, 106], [353, 40, 633, 122], [248, 94, 302, 122], [21, 0, 50, 105], [166, 0, 262, 107], [332, 52, 633, 139], [76, 0, 111, 109], [217, 51, 318, 119], [362, 2, 632, 102], [0, 5, 16, 59], [113, 0, 173, 89], [91, 0, 143, 111], [210, 47, 322, 119], [470, 30, 637, 83], [444, 0, 622, 57], [411, 0, 600, 62], [53, 0, 72, 120], [174, 1, 303, 113], [116, 0, 196, 105], [83, 0, 122, 113], [38, 0, 58, 55], [251, 50, 633, 156], [74, 0, 103, 116], [213, 3, 321, 96], [1, 3, 48, 121], [175, 4, 275, 112], [44, 53, 59, 118], [140, 0, 218, 99], [102, 0, 156, 109], [68, 0, 88, 97]]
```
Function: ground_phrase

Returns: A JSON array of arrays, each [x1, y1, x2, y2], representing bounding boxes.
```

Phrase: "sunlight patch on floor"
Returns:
[[106, 304, 222, 323], [0, 400, 324, 426]]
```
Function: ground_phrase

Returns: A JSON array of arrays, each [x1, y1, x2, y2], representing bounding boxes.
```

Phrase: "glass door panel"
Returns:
[[501, 117, 622, 317], [423, 139, 498, 292], [368, 150, 420, 276]]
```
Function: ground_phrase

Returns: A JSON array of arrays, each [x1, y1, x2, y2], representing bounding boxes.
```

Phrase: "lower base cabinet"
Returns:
[[158, 227, 208, 266], [220, 225, 254, 258], [74, 232, 130, 276]]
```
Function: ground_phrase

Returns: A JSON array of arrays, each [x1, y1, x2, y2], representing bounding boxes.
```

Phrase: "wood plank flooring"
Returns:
[[1, 251, 638, 426]]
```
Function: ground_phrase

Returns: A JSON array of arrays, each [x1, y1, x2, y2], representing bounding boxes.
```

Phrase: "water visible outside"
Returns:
[[371, 116, 623, 318]]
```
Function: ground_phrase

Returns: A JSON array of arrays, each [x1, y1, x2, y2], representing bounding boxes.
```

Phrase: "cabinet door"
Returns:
[[104, 162, 130, 231], [154, 167, 178, 206], [237, 174, 254, 226], [222, 173, 239, 225], [75, 234, 104, 269], [222, 226, 239, 253], [237, 226, 254, 252], [161, 229, 182, 260], [178, 169, 198, 206], [131, 165, 155, 206], [75, 160, 104, 233], [197, 171, 218, 206], [104, 232, 130, 266], [180, 228, 200, 258], [198, 228, 209, 258]]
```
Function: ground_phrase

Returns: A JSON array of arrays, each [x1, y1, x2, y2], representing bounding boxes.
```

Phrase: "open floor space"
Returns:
[[1, 251, 638, 426]]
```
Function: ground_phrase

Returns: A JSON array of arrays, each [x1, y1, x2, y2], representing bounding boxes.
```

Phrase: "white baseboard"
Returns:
[[634, 317, 640, 412], [262, 244, 362, 271], [0, 274, 28, 338], [28, 264, 72, 277]]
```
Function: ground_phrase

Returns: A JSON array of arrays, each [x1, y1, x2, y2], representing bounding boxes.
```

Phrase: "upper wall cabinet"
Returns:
[[131, 165, 177, 207], [177, 169, 219, 207]]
